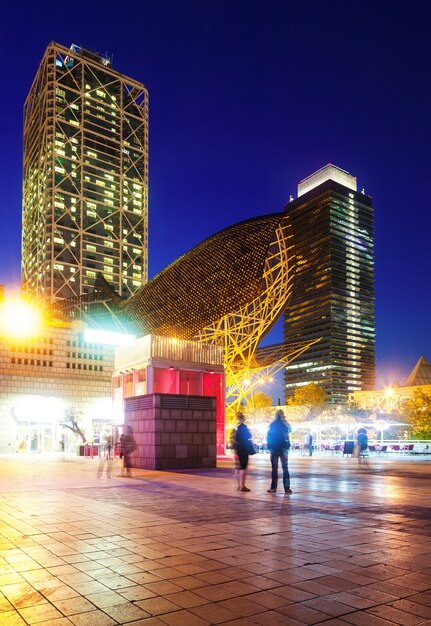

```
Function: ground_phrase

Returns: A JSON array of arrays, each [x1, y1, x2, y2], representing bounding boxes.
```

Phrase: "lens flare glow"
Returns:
[[0, 299, 43, 337]]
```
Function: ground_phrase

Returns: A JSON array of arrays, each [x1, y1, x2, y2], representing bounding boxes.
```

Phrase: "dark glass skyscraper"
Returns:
[[283, 165, 375, 403], [22, 42, 148, 303]]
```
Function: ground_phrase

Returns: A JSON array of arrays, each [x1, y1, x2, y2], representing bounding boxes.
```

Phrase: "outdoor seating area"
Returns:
[[269, 440, 431, 456]]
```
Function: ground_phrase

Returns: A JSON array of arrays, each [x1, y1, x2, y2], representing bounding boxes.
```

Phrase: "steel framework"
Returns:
[[22, 42, 148, 303], [54, 212, 319, 416], [194, 214, 319, 416]]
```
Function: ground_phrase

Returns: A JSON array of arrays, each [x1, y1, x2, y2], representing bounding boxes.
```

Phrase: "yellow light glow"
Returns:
[[385, 387, 394, 397], [0, 298, 43, 337]]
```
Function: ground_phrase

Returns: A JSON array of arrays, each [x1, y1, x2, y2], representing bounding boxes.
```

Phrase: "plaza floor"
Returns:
[[0, 453, 430, 626]]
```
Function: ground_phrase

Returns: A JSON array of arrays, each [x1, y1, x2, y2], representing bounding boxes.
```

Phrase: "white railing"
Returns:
[[115, 333, 223, 371]]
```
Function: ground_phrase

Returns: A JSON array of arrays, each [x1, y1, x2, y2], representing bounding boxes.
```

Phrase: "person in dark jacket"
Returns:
[[232, 413, 253, 492], [266, 409, 292, 494], [122, 426, 137, 477]]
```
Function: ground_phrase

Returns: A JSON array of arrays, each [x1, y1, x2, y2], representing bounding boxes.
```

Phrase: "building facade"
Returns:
[[0, 321, 115, 454], [22, 42, 148, 303], [284, 165, 375, 403]]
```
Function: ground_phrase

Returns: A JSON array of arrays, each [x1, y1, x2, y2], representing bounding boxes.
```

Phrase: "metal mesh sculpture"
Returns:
[[54, 212, 319, 415], [193, 213, 318, 416]]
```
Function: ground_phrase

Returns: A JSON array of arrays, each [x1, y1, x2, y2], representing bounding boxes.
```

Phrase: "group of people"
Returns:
[[232, 409, 292, 494], [97, 426, 137, 478], [232, 410, 371, 491]]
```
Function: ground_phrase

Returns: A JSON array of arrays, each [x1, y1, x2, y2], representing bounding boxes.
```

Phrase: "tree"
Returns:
[[402, 390, 431, 439], [60, 408, 87, 443], [251, 391, 273, 410], [287, 382, 328, 421], [342, 398, 372, 421]]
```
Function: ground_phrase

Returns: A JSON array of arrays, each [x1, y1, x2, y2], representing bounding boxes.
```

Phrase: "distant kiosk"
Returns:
[[112, 335, 225, 469]]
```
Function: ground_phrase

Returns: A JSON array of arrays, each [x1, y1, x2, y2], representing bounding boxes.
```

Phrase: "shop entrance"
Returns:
[[17, 422, 58, 453]]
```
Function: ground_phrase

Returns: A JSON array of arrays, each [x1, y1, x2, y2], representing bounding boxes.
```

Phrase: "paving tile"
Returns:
[[136, 596, 182, 616], [367, 604, 425, 625], [326, 591, 380, 610], [143, 580, 184, 595], [84, 590, 130, 608], [157, 609, 211, 625], [101, 602, 151, 622], [18, 602, 64, 623], [251, 609, 306, 625], [0, 610, 27, 624], [34, 619, 74, 625], [0, 592, 14, 612], [270, 584, 316, 602], [68, 581, 109, 595], [0, 583, 47, 608], [219, 596, 268, 617], [67, 610, 117, 625], [189, 602, 238, 623], [367, 580, 417, 598], [0, 456, 430, 626], [341, 611, 400, 625], [302, 597, 355, 617], [277, 602, 332, 623], [164, 590, 209, 608], [167, 576, 207, 590], [349, 586, 400, 604], [389, 599, 431, 619], [52, 596, 96, 616]]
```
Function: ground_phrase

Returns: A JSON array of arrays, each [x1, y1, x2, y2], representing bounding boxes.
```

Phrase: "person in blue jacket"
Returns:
[[232, 413, 253, 492], [266, 409, 293, 494]]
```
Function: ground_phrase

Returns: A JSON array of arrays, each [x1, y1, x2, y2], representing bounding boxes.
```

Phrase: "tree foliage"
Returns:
[[60, 408, 86, 443], [287, 382, 328, 421], [252, 391, 273, 410], [402, 390, 431, 439], [342, 398, 372, 421]]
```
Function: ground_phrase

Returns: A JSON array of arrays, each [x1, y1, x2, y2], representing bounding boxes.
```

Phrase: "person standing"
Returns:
[[122, 426, 137, 477], [306, 431, 313, 457], [232, 413, 253, 492], [267, 409, 292, 494], [356, 427, 369, 465]]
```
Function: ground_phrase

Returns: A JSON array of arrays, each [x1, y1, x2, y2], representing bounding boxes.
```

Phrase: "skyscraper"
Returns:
[[283, 165, 375, 403], [22, 42, 148, 303]]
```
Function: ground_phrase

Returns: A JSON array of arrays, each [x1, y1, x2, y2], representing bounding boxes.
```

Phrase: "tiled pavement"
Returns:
[[0, 453, 430, 625]]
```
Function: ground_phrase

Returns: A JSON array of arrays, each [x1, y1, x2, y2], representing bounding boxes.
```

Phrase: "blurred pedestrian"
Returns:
[[357, 427, 369, 465], [105, 433, 113, 459], [306, 431, 313, 456], [232, 413, 254, 492], [267, 409, 292, 494], [122, 426, 137, 477]]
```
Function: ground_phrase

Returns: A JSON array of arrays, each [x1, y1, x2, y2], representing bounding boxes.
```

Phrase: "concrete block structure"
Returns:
[[124, 394, 217, 469], [113, 334, 224, 467]]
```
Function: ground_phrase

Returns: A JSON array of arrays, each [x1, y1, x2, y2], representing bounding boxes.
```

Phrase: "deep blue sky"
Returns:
[[0, 0, 430, 394]]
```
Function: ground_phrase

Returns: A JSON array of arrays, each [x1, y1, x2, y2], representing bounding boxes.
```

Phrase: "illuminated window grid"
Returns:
[[283, 179, 375, 403], [22, 42, 148, 303]]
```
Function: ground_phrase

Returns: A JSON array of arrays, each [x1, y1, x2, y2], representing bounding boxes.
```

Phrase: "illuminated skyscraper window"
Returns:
[[22, 42, 148, 302], [284, 165, 375, 403]]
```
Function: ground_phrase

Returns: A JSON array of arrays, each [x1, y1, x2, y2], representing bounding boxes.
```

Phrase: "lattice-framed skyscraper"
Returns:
[[283, 165, 375, 403], [22, 42, 148, 302]]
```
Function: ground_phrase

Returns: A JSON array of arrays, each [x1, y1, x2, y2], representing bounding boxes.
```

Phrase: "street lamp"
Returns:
[[0, 297, 43, 337]]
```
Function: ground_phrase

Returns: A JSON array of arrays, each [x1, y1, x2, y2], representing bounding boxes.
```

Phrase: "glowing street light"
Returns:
[[0, 298, 43, 337]]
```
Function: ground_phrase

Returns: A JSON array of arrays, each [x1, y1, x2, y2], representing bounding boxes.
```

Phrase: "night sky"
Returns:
[[1, 1, 430, 398]]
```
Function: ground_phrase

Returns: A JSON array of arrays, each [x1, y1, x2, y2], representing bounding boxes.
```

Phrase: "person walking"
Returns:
[[122, 426, 137, 477], [266, 409, 293, 494], [232, 413, 254, 492]]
